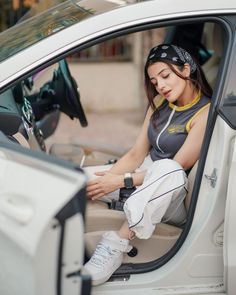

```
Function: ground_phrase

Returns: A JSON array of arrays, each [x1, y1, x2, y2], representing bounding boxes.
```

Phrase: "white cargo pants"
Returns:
[[84, 158, 188, 240], [124, 158, 188, 239]]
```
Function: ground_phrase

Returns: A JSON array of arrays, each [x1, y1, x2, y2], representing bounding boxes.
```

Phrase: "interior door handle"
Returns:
[[0, 195, 33, 224], [205, 168, 217, 188]]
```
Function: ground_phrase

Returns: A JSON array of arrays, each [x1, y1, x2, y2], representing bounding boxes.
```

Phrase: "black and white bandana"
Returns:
[[147, 44, 197, 73]]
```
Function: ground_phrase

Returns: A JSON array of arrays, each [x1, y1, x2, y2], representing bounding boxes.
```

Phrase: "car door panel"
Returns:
[[0, 134, 88, 295], [224, 136, 236, 295], [219, 32, 236, 295]]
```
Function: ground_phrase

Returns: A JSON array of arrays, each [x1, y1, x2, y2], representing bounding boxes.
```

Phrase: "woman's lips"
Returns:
[[164, 90, 171, 97]]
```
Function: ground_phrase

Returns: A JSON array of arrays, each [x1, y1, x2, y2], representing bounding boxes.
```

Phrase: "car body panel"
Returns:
[[0, 0, 236, 89], [220, 34, 236, 295], [0, 137, 87, 295], [225, 140, 236, 294]]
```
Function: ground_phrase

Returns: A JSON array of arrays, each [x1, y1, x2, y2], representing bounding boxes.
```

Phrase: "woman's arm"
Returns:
[[174, 105, 210, 170], [109, 107, 153, 174], [87, 107, 153, 200]]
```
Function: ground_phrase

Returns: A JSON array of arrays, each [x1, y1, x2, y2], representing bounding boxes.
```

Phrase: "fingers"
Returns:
[[94, 171, 106, 176], [86, 171, 112, 200], [87, 187, 104, 200], [87, 183, 100, 194], [90, 192, 105, 201], [87, 181, 99, 189], [86, 181, 104, 199], [87, 179, 99, 186]]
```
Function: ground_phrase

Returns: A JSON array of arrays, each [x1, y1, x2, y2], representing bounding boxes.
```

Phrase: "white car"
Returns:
[[0, 0, 236, 294]]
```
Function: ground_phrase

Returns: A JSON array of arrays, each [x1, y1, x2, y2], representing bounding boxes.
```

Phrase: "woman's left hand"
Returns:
[[86, 171, 123, 200]]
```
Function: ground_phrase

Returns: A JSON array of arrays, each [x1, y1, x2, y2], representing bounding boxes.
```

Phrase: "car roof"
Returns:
[[0, 0, 235, 90]]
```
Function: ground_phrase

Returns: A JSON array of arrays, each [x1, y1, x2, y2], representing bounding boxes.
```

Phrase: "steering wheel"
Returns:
[[55, 59, 88, 127]]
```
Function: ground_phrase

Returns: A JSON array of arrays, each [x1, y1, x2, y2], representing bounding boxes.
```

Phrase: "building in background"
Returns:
[[1, 0, 34, 31]]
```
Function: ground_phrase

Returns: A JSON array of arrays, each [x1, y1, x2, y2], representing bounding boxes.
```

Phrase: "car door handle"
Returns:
[[0, 195, 33, 224], [204, 168, 217, 188]]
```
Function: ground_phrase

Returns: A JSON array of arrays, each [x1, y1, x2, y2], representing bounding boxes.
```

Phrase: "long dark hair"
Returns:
[[144, 58, 213, 115]]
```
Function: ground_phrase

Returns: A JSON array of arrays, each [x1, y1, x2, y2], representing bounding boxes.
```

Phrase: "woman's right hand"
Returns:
[[86, 171, 124, 200]]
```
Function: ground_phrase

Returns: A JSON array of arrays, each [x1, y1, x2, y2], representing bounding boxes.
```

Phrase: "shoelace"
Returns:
[[90, 243, 120, 268]]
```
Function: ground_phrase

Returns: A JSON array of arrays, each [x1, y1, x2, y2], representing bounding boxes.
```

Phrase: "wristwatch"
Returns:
[[124, 172, 134, 189]]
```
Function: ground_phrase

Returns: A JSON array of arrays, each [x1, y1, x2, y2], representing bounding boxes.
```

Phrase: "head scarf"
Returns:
[[147, 44, 197, 73]]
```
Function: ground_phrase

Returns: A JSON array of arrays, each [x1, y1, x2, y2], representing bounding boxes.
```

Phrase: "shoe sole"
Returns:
[[92, 260, 122, 286]]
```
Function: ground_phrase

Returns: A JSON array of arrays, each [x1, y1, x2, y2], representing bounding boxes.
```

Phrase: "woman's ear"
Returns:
[[183, 63, 191, 78]]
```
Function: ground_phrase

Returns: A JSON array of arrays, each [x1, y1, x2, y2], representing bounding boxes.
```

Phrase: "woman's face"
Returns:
[[147, 61, 190, 104]]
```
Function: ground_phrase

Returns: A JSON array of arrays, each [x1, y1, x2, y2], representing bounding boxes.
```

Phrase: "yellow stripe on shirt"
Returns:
[[186, 103, 210, 133]]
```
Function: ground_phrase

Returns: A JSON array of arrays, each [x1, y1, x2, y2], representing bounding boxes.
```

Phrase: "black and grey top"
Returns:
[[148, 94, 210, 161]]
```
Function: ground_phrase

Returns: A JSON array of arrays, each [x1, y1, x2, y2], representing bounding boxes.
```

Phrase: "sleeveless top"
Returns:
[[148, 94, 210, 161]]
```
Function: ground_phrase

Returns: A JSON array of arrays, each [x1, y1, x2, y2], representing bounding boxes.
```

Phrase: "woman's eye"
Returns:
[[163, 74, 170, 79]]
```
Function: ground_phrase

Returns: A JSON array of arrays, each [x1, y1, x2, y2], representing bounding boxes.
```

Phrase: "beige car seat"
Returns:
[[85, 161, 198, 263]]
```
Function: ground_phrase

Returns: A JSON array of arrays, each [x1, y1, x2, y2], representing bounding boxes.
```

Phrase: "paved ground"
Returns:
[[46, 110, 144, 165]]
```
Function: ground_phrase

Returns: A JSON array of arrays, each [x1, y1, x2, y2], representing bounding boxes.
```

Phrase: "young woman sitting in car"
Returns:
[[84, 44, 212, 286]]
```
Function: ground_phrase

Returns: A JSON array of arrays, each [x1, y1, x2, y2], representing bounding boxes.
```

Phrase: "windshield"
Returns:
[[0, 0, 127, 63]]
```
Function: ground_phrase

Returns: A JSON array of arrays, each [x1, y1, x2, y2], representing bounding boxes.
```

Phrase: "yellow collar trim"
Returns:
[[169, 92, 201, 111]]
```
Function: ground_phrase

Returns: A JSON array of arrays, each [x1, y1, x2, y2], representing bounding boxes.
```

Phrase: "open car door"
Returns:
[[225, 139, 236, 295], [220, 31, 236, 295], [0, 133, 91, 295]]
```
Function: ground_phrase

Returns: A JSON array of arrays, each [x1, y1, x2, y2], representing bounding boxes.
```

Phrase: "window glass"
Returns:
[[43, 21, 222, 156], [0, 0, 129, 63], [219, 36, 236, 128], [0, 1, 91, 63]]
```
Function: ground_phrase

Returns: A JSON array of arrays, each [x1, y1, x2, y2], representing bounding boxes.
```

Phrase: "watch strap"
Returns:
[[124, 172, 134, 188]]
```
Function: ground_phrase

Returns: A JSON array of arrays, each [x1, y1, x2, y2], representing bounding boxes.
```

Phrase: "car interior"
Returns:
[[0, 19, 226, 274]]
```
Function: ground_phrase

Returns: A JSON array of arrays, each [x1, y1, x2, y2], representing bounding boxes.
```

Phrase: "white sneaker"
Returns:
[[84, 231, 131, 286]]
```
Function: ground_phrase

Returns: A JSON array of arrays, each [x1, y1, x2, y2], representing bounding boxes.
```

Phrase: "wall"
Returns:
[[69, 62, 144, 113]]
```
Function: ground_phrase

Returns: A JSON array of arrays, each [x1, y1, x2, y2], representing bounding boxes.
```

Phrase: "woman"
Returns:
[[84, 44, 212, 285]]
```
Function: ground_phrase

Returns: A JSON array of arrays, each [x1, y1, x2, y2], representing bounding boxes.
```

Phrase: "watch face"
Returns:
[[124, 177, 133, 188]]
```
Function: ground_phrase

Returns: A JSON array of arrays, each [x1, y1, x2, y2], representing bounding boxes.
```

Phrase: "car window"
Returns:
[[218, 28, 236, 129], [0, 1, 91, 63], [18, 21, 224, 163], [1, 20, 225, 153], [0, 0, 130, 63]]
